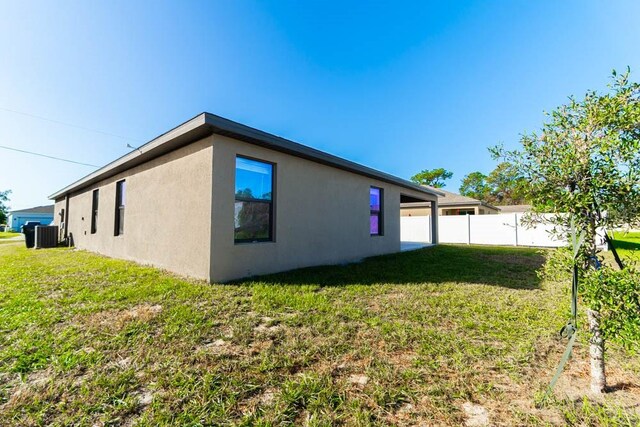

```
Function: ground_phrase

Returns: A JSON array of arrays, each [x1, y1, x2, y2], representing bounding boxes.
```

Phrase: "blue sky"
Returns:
[[1, 1, 639, 210]]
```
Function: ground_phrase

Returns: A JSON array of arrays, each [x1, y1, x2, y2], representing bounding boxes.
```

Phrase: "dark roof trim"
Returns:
[[50, 113, 443, 199], [204, 113, 442, 197], [49, 113, 212, 199]]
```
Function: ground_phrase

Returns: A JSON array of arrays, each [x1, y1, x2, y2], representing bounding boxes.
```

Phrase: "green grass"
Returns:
[[612, 231, 640, 262], [0, 242, 638, 426], [0, 231, 21, 239]]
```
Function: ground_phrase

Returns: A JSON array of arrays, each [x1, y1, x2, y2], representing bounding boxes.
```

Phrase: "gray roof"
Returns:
[[494, 204, 531, 213], [401, 188, 500, 210], [49, 113, 444, 200], [437, 189, 484, 205], [10, 205, 54, 215]]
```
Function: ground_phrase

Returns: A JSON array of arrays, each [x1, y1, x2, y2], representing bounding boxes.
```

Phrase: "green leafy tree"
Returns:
[[410, 168, 453, 188], [0, 190, 11, 224], [485, 162, 528, 205], [492, 69, 640, 393], [459, 164, 528, 204], [459, 172, 489, 200], [582, 266, 640, 354]]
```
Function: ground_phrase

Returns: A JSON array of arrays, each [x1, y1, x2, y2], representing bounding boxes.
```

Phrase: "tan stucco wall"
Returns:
[[53, 134, 437, 283], [400, 207, 431, 217], [441, 206, 499, 215], [54, 137, 214, 280], [401, 205, 499, 216], [209, 134, 435, 282]]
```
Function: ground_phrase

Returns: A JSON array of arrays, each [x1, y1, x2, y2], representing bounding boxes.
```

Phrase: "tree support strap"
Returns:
[[546, 328, 578, 395], [545, 262, 579, 397], [544, 221, 584, 399]]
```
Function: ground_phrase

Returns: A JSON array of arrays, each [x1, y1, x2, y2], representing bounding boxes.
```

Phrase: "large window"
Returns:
[[91, 189, 99, 234], [370, 187, 383, 236], [114, 180, 125, 236], [234, 156, 274, 243]]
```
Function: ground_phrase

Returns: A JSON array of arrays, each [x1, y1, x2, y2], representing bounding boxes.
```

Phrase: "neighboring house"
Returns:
[[8, 205, 54, 231], [495, 204, 532, 213], [401, 189, 499, 216], [49, 113, 443, 282]]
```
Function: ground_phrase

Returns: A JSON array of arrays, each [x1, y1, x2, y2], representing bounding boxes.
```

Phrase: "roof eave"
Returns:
[[480, 202, 499, 210], [203, 113, 443, 198], [49, 112, 442, 199], [49, 113, 211, 200]]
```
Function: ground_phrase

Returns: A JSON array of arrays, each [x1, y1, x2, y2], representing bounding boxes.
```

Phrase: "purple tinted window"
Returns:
[[370, 187, 380, 211], [370, 186, 382, 235], [370, 214, 379, 235]]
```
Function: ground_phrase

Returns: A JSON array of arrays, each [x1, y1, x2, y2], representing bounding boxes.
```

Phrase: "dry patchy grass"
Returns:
[[0, 242, 638, 426]]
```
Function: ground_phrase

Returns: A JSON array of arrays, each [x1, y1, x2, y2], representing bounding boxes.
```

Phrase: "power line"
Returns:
[[0, 107, 143, 143], [0, 145, 99, 168]]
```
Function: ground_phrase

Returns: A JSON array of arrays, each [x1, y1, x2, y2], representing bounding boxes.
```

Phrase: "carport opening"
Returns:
[[400, 194, 437, 250], [400, 194, 425, 204], [400, 196, 433, 217]]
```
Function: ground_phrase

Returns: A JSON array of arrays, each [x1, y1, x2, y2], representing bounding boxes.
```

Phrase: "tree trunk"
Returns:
[[587, 308, 606, 393], [582, 212, 607, 394]]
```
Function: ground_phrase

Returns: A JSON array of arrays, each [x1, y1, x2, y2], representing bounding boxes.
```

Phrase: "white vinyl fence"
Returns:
[[401, 213, 569, 247]]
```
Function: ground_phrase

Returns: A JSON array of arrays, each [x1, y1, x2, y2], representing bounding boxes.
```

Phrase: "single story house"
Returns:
[[8, 205, 54, 231], [50, 113, 442, 282], [401, 189, 499, 216]]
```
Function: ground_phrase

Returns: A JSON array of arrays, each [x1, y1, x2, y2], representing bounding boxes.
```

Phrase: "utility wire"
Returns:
[[0, 145, 99, 168], [0, 107, 143, 143]]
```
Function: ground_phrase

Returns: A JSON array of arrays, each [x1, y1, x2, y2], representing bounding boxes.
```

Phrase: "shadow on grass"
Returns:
[[237, 244, 546, 290], [611, 238, 640, 252]]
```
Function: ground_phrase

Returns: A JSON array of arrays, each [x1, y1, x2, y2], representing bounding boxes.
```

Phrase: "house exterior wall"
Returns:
[[8, 212, 54, 231], [209, 134, 435, 282], [441, 207, 478, 216], [401, 205, 499, 217], [51, 133, 437, 283], [400, 207, 430, 217], [444, 205, 500, 215], [54, 137, 214, 280]]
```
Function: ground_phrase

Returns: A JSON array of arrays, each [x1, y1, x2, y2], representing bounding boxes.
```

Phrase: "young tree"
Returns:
[[410, 168, 453, 188], [492, 70, 640, 394], [459, 171, 489, 200], [0, 190, 11, 224]]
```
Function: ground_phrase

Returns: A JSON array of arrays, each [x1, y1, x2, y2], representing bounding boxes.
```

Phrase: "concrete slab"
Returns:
[[400, 241, 433, 252]]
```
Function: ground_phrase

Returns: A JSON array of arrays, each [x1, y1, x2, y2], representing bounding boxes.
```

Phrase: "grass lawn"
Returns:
[[0, 242, 638, 426], [0, 231, 21, 240], [612, 231, 640, 262]]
